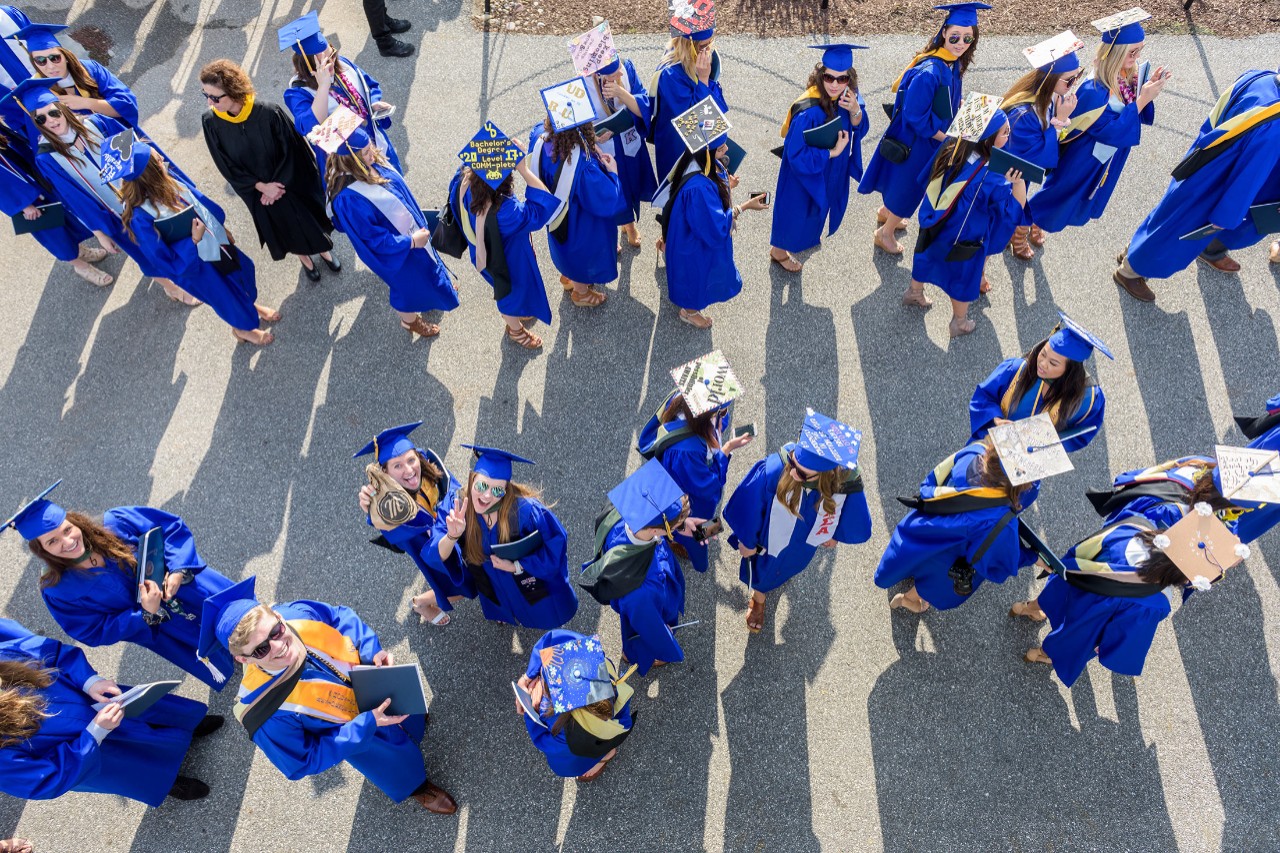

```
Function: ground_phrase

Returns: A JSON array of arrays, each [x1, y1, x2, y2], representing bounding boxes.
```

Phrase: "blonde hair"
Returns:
[[774, 464, 849, 518], [659, 37, 707, 81], [227, 605, 271, 655], [1093, 40, 1139, 103], [0, 659, 54, 748]]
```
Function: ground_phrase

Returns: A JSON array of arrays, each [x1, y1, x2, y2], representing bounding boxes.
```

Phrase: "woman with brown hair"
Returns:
[[0, 618, 218, 805], [16, 22, 139, 132], [199, 58, 338, 282], [7, 482, 236, 690], [723, 410, 872, 633], [425, 445, 576, 629]]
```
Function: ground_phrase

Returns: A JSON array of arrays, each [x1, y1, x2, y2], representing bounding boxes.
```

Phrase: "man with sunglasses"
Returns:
[[198, 576, 458, 814]]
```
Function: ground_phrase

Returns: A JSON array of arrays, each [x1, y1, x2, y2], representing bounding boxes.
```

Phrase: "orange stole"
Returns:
[[236, 619, 363, 723]]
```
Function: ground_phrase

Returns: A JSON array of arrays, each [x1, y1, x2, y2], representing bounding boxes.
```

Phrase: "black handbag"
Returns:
[[430, 198, 468, 259], [944, 240, 984, 262], [878, 136, 911, 164]]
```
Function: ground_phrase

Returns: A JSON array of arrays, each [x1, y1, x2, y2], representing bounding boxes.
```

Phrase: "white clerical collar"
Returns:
[[623, 524, 648, 545]]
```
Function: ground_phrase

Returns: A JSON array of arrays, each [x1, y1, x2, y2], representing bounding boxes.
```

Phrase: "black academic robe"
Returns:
[[201, 100, 333, 260]]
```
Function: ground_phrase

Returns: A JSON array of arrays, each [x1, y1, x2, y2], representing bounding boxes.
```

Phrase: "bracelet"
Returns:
[[732, 205, 741, 218]]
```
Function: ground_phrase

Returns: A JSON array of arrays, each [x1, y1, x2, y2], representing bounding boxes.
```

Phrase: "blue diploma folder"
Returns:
[[351, 663, 429, 716]]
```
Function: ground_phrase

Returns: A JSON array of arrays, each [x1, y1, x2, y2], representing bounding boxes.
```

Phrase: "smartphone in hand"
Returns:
[[750, 190, 770, 207], [692, 517, 723, 543], [732, 423, 757, 440]]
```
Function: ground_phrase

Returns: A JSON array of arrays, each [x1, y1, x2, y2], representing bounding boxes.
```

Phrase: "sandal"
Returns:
[[578, 749, 617, 782], [979, 276, 992, 294], [256, 305, 282, 323], [769, 251, 802, 272], [73, 263, 113, 287], [949, 316, 976, 338], [1009, 600, 1046, 622], [622, 225, 642, 248], [505, 324, 543, 349], [78, 245, 108, 263], [570, 286, 607, 307], [873, 228, 904, 255], [1024, 648, 1052, 665], [559, 274, 575, 292], [679, 308, 713, 329], [1271, 241, 1280, 264], [412, 594, 450, 626], [746, 597, 765, 633], [1008, 226, 1034, 260], [902, 286, 933, 308], [233, 329, 274, 346], [1029, 224, 1046, 246], [889, 592, 930, 614], [401, 317, 441, 338], [161, 282, 202, 306]]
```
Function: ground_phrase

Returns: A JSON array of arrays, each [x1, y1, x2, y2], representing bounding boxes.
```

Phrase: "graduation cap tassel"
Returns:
[[200, 655, 228, 684]]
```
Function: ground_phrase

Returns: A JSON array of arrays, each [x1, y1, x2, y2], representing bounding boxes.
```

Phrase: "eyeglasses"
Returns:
[[32, 53, 64, 67], [246, 620, 286, 659], [33, 106, 61, 126], [822, 73, 851, 85], [202, 91, 226, 103], [473, 480, 507, 499], [947, 35, 975, 45]]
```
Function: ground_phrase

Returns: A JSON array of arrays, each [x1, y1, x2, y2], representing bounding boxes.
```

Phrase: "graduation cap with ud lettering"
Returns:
[[11, 22, 69, 52], [277, 11, 329, 57], [793, 409, 862, 473], [669, 0, 715, 40], [670, 349, 742, 416], [1152, 510, 1246, 587], [0, 76, 60, 117], [609, 459, 686, 534], [671, 95, 732, 155], [197, 575, 260, 680], [808, 43, 869, 74], [933, 2, 991, 28], [945, 92, 1006, 142], [1023, 30, 1084, 74], [540, 76, 600, 133], [988, 412, 1075, 486], [1049, 311, 1115, 361], [538, 633, 616, 714], [2, 480, 64, 541], [1093, 7, 1151, 45], [461, 444, 534, 481], [458, 122, 525, 188], [1212, 444, 1280, 509], [354, 421, 423, 465]]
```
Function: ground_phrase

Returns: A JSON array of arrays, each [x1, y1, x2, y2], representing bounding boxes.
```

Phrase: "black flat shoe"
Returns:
[[378, 39, 414, 58], [387, 17, 411, 33], [322, 256, 342, 273], [167, 776, 211, 801], [303, 263, 321, 282], [193, 714, 225, 738]]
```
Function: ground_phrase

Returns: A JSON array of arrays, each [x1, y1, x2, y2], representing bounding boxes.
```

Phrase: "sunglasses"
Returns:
[[32, 53, 64, 67], [822, 73, 851, 85], [33, 106, 61, 126], [947, 34, 975, 45], [473, 480, 507, 499], [787, 455, 820, 482], [246, 620, 286, 659], [202, 91, 227, 103], [1062, 73, 1083, 87]]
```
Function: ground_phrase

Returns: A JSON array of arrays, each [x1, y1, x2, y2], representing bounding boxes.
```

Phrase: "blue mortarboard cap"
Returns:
[[807, 43, 868, 73], [277, 11, 328, 56], [1039, 52, 1080, 74], [1267, 392, 1280, 413], [353, 421, 422, 465], [199, 575, 260, 664], [608, 459, 686, 533], [1094, 8, 1151, 45], [12, 23, 68, 53], [458, 122, 524, 189], [707, 131, 728, 150], [933, 2, 991, 27], [461, 444, 535, 481], [596, 56, 621, 76], [344, 125, 372, 155], [0, 77, 61, 114], [116, 138, 154, 182], [1024, 31, 1083, 74], [1105, 22, 1145, 44], [539, 633, 616, 713], [981, 108, 1008, 140], [793, 409, 862, 473], [1049, 311, 1114, 361], [3, 480, 64, 541]]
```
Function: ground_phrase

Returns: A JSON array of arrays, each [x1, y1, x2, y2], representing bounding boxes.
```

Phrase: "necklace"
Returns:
[[1116, 73, 1137, 105]]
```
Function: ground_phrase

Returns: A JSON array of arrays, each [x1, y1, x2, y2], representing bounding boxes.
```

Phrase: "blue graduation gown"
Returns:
[[723, 445, 873, 593], [968, 356, 1106, 452], [248, 600, 428, 802], [873, 443, 1041, 609], [283, 57, 401, 178], [604, 59, 658, 223], [450, 169, 562, 324], [331, 163, 459, 314], [1126, 69, 1280, 279], [912, 158, 1021, 301], [521, 629, 634, 777], [666, 168, 741, 311], [0, 623, 206, 806], [1234, 426, 1280, 545], [39, 506, 235, 689], [1002, 102, 1058, 225], [0, 139, 91, 261], [651, 55, 728, 180], [1039, 520, 1172, 687], [0, 5, 33, 90], [529, 128, 622, 285], [425, 493, 577, 629], [1029, 78, 1153, 233], [858, 55, 962, 218], [69, 60, 140, 128], [770, 96, 870, 253], [596, 521, 687, 675]]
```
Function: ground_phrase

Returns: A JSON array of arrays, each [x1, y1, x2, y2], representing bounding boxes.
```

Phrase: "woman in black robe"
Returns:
[[198, 59, 339, 282]]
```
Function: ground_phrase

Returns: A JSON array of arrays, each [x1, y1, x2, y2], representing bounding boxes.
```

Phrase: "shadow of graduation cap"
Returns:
[[1050, 311, 1115, 362], [2, 480, 64, 541], [538, 633, 616, 713], [608, 458, 686, 534], [11, 22, 69, 52], [670, 349, 741, 417], [1212, 443, 1280, 509], [669, 0, 715, 40], [458, 121, 525, 188], [793, 408, 862, 473], [1023, 30, 1085, 75], [1093, 7, 1151, 45], [1153, 510, 1246, 587], [989, 412, 1075, 487]]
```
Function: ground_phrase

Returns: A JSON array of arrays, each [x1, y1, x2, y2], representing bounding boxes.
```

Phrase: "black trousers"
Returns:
[[363, 0, 391, 42]]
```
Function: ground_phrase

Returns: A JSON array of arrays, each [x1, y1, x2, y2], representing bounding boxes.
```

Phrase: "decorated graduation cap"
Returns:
[[568, 21, 618, 76], [1151, 509, 1247, 588], [458, 122, 524, 189], [0, 76, 61, 116], [1049, 311, 1115, 361], [353, 421, 423, 465], [1212, 444, 1280, 509], [609, 459, 685, 534], [1023, 30, 1084, 74], [808, 43, 869, 74], [277, 11, 328, 56], [794, 408, 862, 473], [1093, 7, 1151, 45], [12, 22, 69, 52], [670, 349, 742, 416], [671, 95, 732, 157], [989, 412, 1075, 486], [933, 2, 991, 28], [105, 134, 154, 183], [461, 443, 534, 481], [945, 92, 1006, 142], [198, 576, 260, 677], [306, 105, 366, 156], [670, 0, 715, 40], [2, 480, 64, 541], [540, 76, 600, 132], [538, 633, 616, 714]]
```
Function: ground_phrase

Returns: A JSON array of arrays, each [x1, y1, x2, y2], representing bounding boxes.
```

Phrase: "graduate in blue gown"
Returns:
[[516, 630, 636, 780], [527, 117, 622, 305], [1084, 455, 1226, 532], [649, 8, 726, 182], [7, 483, 237, 690], [591, 55, 657, 246], [425, 445, 577, 630], [449, 124, 562, 349], [724, 409, 872, 633], [1115, 66, 1280, 301], [1232, 391, 1280, 442], [0, 620, 214, 805], [861, 2, 987, 254], [201, 577, 457, 813], [1029, 16, 1168, 234], [874, 438, 1042, 613], [353, 422, 475, 626], [768, 43, 870, 272], [968, 312, 1109, 453], [16, 23, 139, 136], [327, 126, 459, 339], [279, 13, 401, 178], [906, 96, 1025, 339], [0, 5, 34, 91], [1218, 430, 1280, 546]]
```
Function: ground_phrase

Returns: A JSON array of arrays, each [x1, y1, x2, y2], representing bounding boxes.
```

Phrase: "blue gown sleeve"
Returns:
[[332, 191, 413, 273], [849, 96, 870, 180], [622, 584, 684, 664], [625, 61, 653, 138], [1062, 386, 1106, 452], [502, 187, 562, 234], [5, 631, 101, 688], [974, 517, 1039, 584], [578, 158, 622, 211], [282, 86, 319, 138], [0, 154, 40, 214], [254, 710, 380, 780], [422, 490, 467, 585], [357, 60, 384, 105], [900, 63, 946, 142], [982, 175, 1022, 253], [969, 358, 1020, 434], [41, 582, 151, 649], [723, 459, 771, 551], [512, 501, 570, 582], [84, 60, 139, 128], [1087, 101, 1142, 148], [665, 445, 727, 512], [104, 506, 207, 574], [833, 487, 873, 545], [0, 727, 103, 800], [682, 179, 734, 248]]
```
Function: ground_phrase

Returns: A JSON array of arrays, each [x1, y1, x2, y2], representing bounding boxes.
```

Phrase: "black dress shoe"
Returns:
[[323, 255, 342, 273], [387, 17, 412, 33], [167, 776, 211, 801], [193, 714, 225, 738], [304, 263, 322, 282], [378, 38, 414, 58]]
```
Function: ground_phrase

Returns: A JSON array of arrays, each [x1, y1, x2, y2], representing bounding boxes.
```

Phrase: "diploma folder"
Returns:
[[802, 116, 843, 150], [512, 680, 547, 729], [724, 137, 747, 175], [490, 529, 544, 561], [154, 205, 197, 244], [134, 527, 165, 596], [350, 663, 430, 716], [987, 147, 1046, 185], [1249, 201, 1280, 235], [93, 680, 181, 718], [11, 201, 65, 235], [593, 108, 633, 136]]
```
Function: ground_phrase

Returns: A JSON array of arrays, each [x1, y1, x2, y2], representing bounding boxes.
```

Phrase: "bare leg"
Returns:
[[948, 299, 975, 338], [890, 585, 930, 613], [298, 254, 315, 270]]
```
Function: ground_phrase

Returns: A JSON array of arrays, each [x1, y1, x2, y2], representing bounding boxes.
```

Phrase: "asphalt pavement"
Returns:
[[1, 2, 1278, 851]]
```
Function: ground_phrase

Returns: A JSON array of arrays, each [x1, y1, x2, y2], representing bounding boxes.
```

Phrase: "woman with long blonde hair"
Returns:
[[17, 22, 139, 131], [649, 9, 727, 180], [723, 410, 872, 633]]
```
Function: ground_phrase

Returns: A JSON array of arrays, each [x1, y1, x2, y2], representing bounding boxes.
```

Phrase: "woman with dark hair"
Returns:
[[17, 22, 139, 132], [425, 445, 576, 629], [447, 131, 560, 349], [904, 95, 1025, 338], [327, 128, 459, 339], [119, 141, 279, 346], [527, 117, 621, 307], [969, 314, 1109, 453], [860, 2, 988, 254], [6, 483, 235, 689], [591, 54, 657, 249], [200, 58, 337, 282], [723, 410, 872, 633], [873, 437, 1043, 614], [769, 43, 869, 272], [661, 136, 767, 329]]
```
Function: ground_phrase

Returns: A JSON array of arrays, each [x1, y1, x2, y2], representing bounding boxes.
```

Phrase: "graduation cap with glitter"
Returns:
[[670, 349, 742, 417], [11, 22, 69, 52], [793, 408, 862, 473], [538, 633, 617, 714], [1212, 444, 1280, 509], [2, 480, 64, 541], [1023, 30, 1084, 74], [458, 121, 525, 189], [945, 92, 1006, 142], [669, 0, 715, 39], [989, 412, 1075, 486], [1093, 7, 1151, 45], [1049, 311, 1115, 361], [671, 95, 732, 155], [568, 21, 618, 76], [1152, 510, 1246, 588]]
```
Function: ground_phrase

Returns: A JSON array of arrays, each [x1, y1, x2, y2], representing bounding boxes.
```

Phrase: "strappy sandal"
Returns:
[[679, 308, 712, 329], [622, 225, 642, 248], [746, 597, 765, 633], [1024, 648, 1052, 665], [1009, 600, 1046, 622], [902, 285, 933, 308], [889, 592, 930, 614], [949, 316, 976, 338], [412, 594, 450, 626], [505, 324, 543, 349], [73, 263, 113, 287], [256, 305, 282, 323], [769, 251, 802, 272], [570, 287, 607, 307], [1008, 226, 1034, 260], [873, 229, 904, 255], [78, 245, 108, 263], [401, 317, 441, 338], [234, 329, 274, 346], [1029, 224, 1046, 246], [560, 274, 575, 292], [161, 282, 202, 306]]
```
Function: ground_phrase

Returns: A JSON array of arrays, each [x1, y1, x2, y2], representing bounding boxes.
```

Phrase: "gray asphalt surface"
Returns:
[[1, 2, 1278, 850]]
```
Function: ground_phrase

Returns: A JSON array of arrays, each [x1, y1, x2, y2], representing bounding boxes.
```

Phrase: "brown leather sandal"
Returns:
[[505, 324, 543, 349], [1008, 226, 1034, 260], [401, 317, 441, 338], [1029, 224, 1046, 246], [1009, 600, 1046, 622]]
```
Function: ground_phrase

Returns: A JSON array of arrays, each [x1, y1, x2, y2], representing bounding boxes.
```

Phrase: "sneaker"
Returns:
[[387, 17, 412, 33], [378, 38, 414, 58], [167, 776, 211, 801]]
